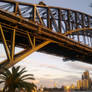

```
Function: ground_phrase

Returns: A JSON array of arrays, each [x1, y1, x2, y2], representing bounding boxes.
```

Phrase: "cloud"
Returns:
[[42, 74, 53, 77], [64, 75, 80, 81], [39, 63, 82, 74], [32, 79, 40, 84], [66, 61, 92, 73], [39, 64, 62, 71], [26, 79, 40, 85]]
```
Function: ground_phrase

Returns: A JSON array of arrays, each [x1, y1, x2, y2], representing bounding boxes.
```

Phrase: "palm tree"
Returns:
[[0, 66, 36, 92]]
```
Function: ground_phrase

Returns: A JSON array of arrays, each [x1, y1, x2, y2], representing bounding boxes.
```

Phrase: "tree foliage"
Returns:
[[0, 66, 36, 92]]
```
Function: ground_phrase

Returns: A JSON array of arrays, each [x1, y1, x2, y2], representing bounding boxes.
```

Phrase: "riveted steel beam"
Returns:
[[0, 25, 11, 61], [3, 40, 52, 68], [10, 29, 16, 61]]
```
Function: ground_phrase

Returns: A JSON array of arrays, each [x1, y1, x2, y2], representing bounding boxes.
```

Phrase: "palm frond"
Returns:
[[22, 77, 35, 81], [4, 68, 11, 76], [0, 72, 8, 77], [18, 67, 27, 76], [19, 81, 36, 91], [15, 66, 20, 73], [0, 75, 6, 80], [0, 80, 5, 84], [20, 74, 34, 80]]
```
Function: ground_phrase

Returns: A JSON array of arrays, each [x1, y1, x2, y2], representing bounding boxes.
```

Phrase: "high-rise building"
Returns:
[[81, 70, 91, 89], [82, 70, 89, 80], [77, 80, 82, 89], [82, 79, 89, 89]]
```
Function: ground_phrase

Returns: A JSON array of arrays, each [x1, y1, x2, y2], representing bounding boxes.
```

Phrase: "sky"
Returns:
[[0, 0, 92, 88]]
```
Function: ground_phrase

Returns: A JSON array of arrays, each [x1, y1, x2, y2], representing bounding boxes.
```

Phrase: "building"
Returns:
[[82, 70, 89, 80], [77, 80, 82, 89], [82, 70, 91, 89], [82, 79, 89, 89]]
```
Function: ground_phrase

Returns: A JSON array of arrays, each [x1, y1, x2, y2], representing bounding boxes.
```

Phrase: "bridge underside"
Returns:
[[0, 0, 92, 68], [0, 9, 91, 69]]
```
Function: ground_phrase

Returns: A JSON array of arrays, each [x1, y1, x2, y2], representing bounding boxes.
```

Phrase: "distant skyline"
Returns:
[[17, 52, 92, 87], [0, 0, 92, 88]]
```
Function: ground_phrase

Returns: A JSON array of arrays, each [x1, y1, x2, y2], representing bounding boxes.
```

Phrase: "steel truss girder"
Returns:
[[0, 24, 51, 68], [0, 25, 11, 61], [4, 40, 51, 68]]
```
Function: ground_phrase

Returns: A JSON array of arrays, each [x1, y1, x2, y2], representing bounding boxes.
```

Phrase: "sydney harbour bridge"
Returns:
[[0, 0, 92, 69]]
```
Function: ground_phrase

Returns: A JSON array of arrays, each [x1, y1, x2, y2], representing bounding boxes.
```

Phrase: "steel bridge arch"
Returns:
[[64, 28, 92, 36], [63, 28, 92, 47]]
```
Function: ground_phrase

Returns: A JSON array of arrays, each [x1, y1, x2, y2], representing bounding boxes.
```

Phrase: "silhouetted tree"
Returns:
[[0, 66, 36, 92]]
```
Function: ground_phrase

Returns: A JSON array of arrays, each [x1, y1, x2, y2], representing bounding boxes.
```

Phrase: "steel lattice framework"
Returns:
[[0, 0, 92, 69]]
